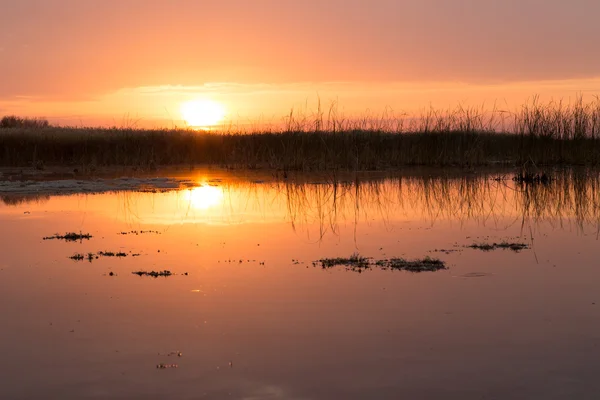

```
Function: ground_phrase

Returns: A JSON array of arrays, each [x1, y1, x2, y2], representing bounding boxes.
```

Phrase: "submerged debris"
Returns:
[[132, 270, 173, 278], [314, 254, 447, 273], [468, 242, 529, 252], [43, 232, 92, 241]]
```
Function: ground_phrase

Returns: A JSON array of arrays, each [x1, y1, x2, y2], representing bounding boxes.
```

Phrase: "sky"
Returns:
[[1, 0, 600, 127]]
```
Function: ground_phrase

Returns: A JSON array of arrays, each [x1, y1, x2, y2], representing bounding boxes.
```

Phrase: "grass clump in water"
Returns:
[[315, 254, 447, 272], [44, 232, 92, 241], [316, 253, 371, 270], [69, 252, 96, 262], [132, 270, 173, 278], [469, 242, 529, 252], [375, 257, 447, 272], [98, 251, 128, 257]]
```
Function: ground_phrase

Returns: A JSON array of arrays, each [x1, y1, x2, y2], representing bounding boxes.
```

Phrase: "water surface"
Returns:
[[2, 170, 600, 399]]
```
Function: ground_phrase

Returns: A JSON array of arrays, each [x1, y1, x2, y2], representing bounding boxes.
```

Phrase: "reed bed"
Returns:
[[2, 97, 600, 169]]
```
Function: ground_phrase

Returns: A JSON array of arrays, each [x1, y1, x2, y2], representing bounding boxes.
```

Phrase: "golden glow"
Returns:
[[180, 99, 226, 127], [184, 185, 224, 210]]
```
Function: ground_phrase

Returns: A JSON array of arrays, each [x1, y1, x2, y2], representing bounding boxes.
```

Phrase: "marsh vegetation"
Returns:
[[43, 232, 93, 241], [132, 270, 173, 277], [468, 242, 530, 252], [2, 97, 600, 170], [315, 254, 447, 272]]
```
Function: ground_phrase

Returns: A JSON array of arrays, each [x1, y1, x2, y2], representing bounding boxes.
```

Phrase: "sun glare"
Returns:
[[180, 99, 226, 127], [184, 185, 224, 210]]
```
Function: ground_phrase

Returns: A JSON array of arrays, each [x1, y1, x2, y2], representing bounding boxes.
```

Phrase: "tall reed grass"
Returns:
[[2, 97, 600, 169]]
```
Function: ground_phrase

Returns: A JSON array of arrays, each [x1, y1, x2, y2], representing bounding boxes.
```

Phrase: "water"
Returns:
[[2, 169, 600, 399]]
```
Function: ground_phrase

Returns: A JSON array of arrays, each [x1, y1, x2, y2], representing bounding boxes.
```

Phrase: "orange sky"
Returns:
[[2, 0, 600, 128]]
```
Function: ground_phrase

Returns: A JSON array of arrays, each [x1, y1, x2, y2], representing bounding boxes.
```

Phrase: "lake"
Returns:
[[1, 168, 600, 399]]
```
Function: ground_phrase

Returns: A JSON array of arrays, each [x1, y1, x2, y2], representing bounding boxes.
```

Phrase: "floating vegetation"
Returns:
[[156, 363, 178, 369], [468, 242, 530, 252], [43, 232, 92, 241], [98, 251, 128, 258], [428, 248, 462, 255], [158, 351, 183, 357], [118, 230, 161, 235], [69, 252, 96, 262], [316, 253, 371, 270], [69, 251, 131, 261], [132, 270, 173, 278], [314, 254, 447, 273], [375, 257, 447, 272]]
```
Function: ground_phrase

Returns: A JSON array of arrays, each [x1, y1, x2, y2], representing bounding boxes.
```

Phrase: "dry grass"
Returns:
[[2, 97, 600, 169]]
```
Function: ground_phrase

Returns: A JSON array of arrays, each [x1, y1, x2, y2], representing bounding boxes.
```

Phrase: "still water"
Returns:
[[1, 169, 600, 399]]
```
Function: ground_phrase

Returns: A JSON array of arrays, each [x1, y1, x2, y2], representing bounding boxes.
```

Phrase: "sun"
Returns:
[[180, 99, 226, 127]]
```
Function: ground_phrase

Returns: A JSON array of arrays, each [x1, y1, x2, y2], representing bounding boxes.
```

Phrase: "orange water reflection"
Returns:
[[2, 171, 600, 399]]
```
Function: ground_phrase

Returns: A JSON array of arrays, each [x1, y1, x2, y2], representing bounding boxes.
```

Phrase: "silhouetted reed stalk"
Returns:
[[2, 96, 600, 169]]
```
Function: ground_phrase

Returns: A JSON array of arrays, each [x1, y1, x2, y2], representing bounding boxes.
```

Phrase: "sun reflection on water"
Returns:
[[183, 184, 224, 210]]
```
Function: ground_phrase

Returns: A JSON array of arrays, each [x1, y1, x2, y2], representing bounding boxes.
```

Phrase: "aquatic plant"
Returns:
[[98, 251, 128, 257], [316, 253, 371, 269], [375, 257, 447, 272], [43, 232, 93, 241], [132, 270, 173, 277], [468, 242, 530, 252], [315, 254, 447, 272]]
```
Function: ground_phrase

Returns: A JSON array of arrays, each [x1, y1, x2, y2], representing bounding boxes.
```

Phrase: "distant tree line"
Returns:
[[0, 115, 50, 129]]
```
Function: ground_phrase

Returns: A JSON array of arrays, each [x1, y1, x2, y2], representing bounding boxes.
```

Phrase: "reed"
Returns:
[[2, 97, 600, 169]]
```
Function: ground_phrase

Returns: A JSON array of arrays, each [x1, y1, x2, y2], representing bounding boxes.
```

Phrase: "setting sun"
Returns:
[[180, 99, 226, 127]]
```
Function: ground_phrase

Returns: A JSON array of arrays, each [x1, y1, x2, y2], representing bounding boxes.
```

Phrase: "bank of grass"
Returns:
[[2, 97, 600, 170]]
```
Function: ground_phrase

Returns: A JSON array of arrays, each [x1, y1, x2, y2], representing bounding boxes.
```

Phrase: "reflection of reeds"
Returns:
[[270, 169, 600, 237], [2, 97, 600, 169], [5, 168, 600, 238], [0, 193, 51, 206]]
